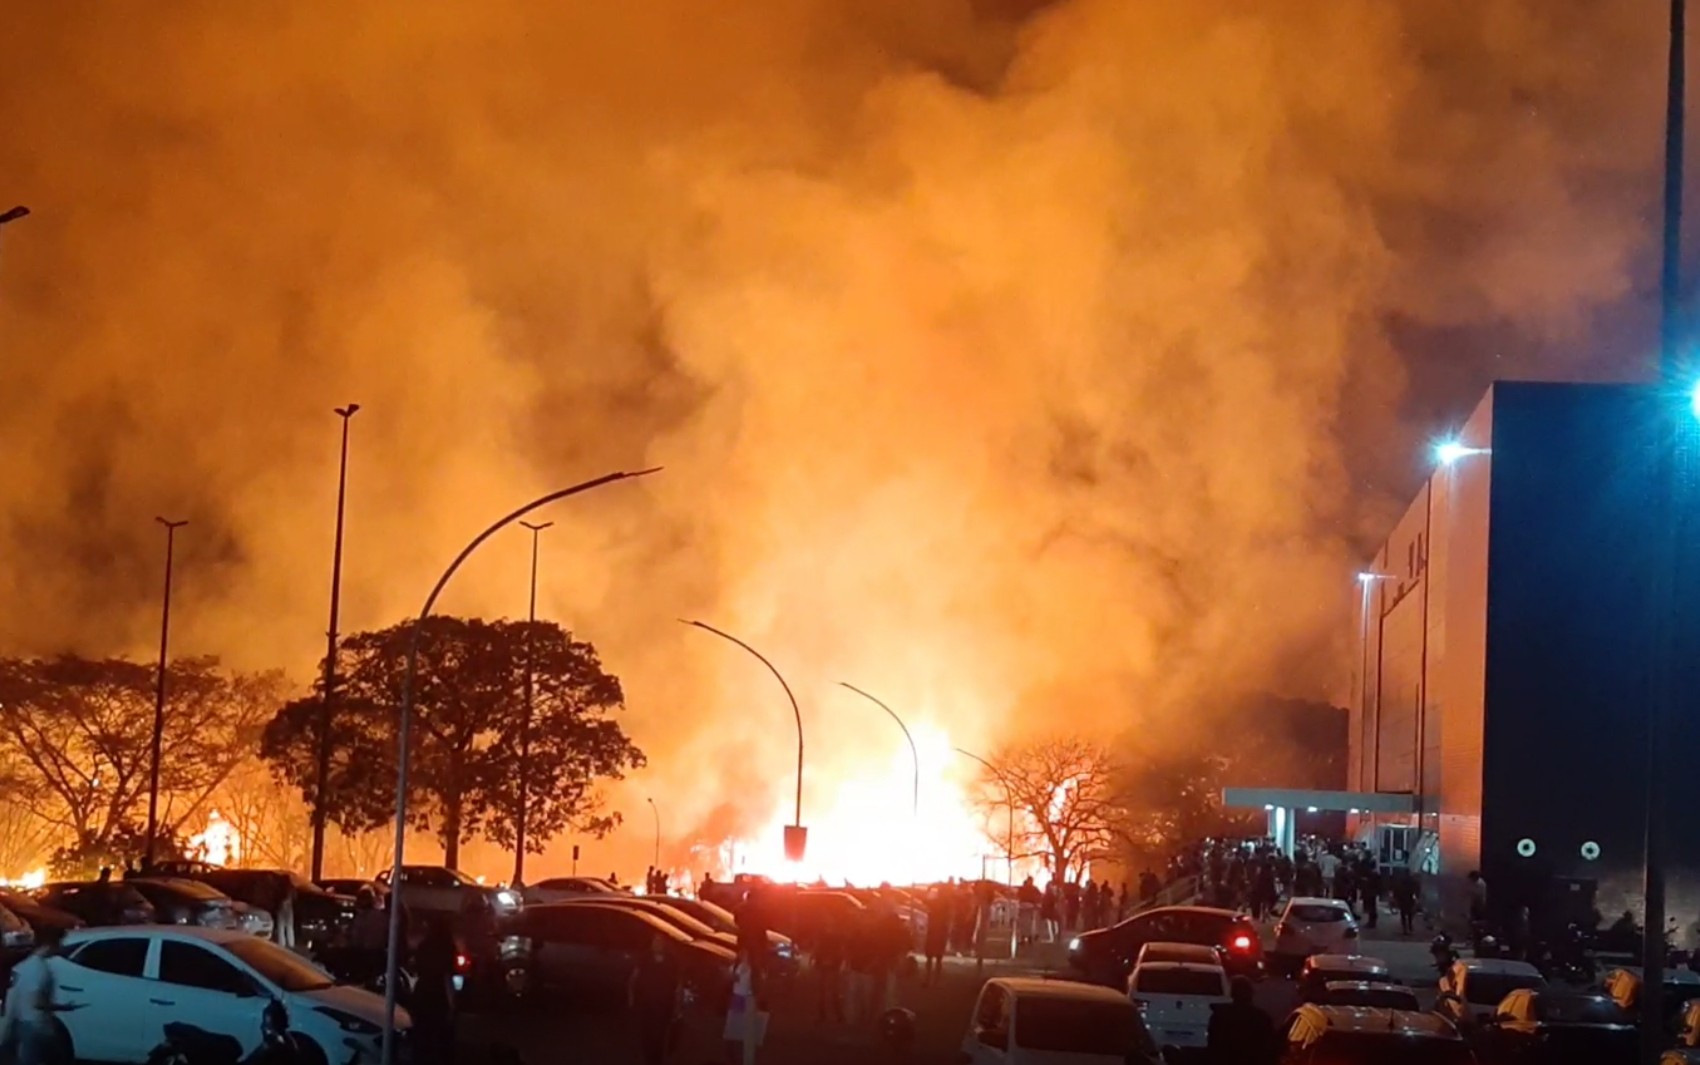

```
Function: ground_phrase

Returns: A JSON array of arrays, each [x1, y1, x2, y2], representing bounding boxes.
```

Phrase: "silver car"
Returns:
[[377, 865, 522, 918]]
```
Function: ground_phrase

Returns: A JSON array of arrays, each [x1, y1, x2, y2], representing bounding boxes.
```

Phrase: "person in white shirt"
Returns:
[[1318, 851, 1341, 899], [5, 925, 71, 1065]]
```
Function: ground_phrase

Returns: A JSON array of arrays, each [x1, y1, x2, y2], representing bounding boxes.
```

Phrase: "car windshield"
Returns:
[[1310, 1033, 1473, 1064], [1134, 968, 1224, 996], [1290, 904, 1349, 923], [671, 899, 737, 933], [1537, 995, 1629, 1024], [225, 937, 335, 992], [1467, 973, 1544, 1005], [1015, 998, 1143, 1054]]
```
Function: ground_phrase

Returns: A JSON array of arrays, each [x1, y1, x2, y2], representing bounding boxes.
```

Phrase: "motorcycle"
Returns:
[[145, 997, 312, 1065]]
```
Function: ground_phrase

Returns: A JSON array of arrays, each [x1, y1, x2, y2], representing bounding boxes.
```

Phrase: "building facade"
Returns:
[[1349, 381, 1700, 935]]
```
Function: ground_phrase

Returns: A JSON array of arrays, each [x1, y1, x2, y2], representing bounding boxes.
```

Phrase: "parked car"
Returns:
[[315, 878, 389, 903], [749, 889, 866, 954], [1665, 998, 1700, 1064], [1478, 988, 1635, 1063], [518, 902, 732, 1009], [1282, 1003, 1473, 1063], [1297, 954, 1392, 1004], [1272, 897, 1359, 973], [41, 926, 406, 1065], [35, 882, 155, 926], [0, 899, 35, 970], [1316, 980, 1421, 1011], [125, 878, 241, 930], [149, 868, 355, 949], [520, 877, 621, 905], [1602, 966, 1700, 1035], [1437, 957, 1546, 1031], [1126, 960, 1228, 1055], [230, 901, 275, 939], [645, 895, 797, 969], [1068, 905, 1263, 986], [0, 891, 81, 937], [559, 896, 738, 953], [961, 976, 1159, 1065], [376, 866, 522, 920]]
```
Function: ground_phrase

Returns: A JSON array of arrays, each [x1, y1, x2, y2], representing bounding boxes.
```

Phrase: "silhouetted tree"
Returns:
[[261, 617, 643, 869], [974, 737, 1129, 882], [0, 655, 282, 864]]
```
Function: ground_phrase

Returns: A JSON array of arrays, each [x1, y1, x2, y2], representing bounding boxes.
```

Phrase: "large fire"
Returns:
[[188, 810, 240, 867], [725, 723, 1019, 886]]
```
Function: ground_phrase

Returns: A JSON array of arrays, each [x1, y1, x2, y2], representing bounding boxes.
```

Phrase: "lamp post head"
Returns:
[[335, 403, 360, 418], [1357, 571, 1394, 584], [0, 206, 28, 226]]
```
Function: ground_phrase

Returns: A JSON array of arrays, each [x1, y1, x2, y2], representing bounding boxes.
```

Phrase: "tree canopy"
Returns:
[[261, 616, 644, 868]]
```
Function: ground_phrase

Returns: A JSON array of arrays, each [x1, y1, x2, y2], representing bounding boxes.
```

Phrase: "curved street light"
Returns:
[[840, 683, 919, 816], [379, 467, 661, 1065], [955, 746, 1016, 885], [679, 620, 805, 849]]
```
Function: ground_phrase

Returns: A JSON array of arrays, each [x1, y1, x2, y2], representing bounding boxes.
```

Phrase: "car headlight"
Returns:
[[775, 942, 795, 958], [495, 890, 519, 907], [315, 1007, 380, 1036], [1068, 937, 1081, 951]]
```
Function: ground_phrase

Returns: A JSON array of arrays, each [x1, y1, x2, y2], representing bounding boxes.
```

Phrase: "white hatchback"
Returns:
[[1273, 897, 1359, 967], [1127, 961, 1230, 1052], [32, 926, 407, 1065], [960, 976, 1158, 1065]]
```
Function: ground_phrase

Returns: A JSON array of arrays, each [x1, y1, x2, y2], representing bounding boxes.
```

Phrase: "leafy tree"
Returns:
[[974, 736, 1130, 882], [0, 655, 283, 862], [261, 617, 644, 869]]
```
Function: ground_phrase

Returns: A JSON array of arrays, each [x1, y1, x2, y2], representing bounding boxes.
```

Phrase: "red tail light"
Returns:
[[454, 953, 470, 972], [1230, 934, 1254, 953]]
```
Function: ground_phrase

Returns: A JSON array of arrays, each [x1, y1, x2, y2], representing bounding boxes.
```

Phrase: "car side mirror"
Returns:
[[976, 1027, 1008, 1050]]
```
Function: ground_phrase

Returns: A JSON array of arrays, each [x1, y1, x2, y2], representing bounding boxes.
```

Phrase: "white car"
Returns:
[[1127, 961, 1230, 1052], [1132, 941, 1223, 972], [35, 926, 407, 1064], [1272, 897, 1358, 968], [1436, 957, 1546, 1029], [961, 976, 1158, 1064]]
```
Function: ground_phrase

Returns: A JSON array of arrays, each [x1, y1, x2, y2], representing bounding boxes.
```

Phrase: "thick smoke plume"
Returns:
[[0, 2, 1670, 872]]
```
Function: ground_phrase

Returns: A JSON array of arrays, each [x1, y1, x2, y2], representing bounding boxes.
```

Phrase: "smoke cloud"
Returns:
[[0, 2, 1670, 873]]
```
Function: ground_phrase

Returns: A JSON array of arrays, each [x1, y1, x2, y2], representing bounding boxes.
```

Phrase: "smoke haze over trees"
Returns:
[[0, 3, 1676, 866]]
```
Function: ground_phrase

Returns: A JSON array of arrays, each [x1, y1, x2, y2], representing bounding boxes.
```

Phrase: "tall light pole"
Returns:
[[311, 404, 359, 880], [144, 517, 188, 869], [512, 519, 552, 887], [1645, 3, 1685, 1059], [1355, 572, 1395, 795], [646, 797, 660, 871], [680, 620, 807, 860], [840, 683, 919, 816], [955, 747, 1015, 885], [379, 467, 660, 1065]]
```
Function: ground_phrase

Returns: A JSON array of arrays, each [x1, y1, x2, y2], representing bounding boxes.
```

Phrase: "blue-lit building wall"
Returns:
[[1348, 381, 1700, 935]]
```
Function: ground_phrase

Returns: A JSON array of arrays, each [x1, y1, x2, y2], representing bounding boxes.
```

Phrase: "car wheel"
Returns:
[[292, 1032, 330, 1065]]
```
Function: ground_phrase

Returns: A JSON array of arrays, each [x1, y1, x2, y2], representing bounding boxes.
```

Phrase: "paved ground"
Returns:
[[458, 909, 1449, 1064]]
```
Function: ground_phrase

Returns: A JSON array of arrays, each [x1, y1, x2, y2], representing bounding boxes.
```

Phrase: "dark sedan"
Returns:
[[748, 889, 865, 954], [1478, 989, 1636, 1063], [558, 896, 738, 953], [519, 902, 733, 1010], [1069, 906, 1263, 986], [124, 877, 240, 930], [647, 895, 798, 970], [35, 882, 154, 926], [150, 867, 355, 948], [0, 891, 81, 936]]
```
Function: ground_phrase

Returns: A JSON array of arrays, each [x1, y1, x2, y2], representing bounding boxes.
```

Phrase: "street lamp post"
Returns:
[[379, 467, 660, 1065], [955, 747, 1015, 885], [679, 620, 807, 858], [1645, 4, 1686, 1059], [1355, 572, 1395, 795], [512, 519, 552, 888], [311, 404, 359, 881], [0, 206, 28, 267], [144, 517, 188, 869], [646, 797, 660, 871], [840, 683, 919, 816]]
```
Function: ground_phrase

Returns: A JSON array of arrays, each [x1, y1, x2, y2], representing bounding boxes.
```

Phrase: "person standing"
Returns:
[[1393, 871, 1419, 935], [923, 887, 950, 986], [1016, 877, 1041, 945], [629, 933, 681, 1065], [412, 919, 459, 1065], [1318, 849, 1340, 901], [4, 925, 71, 1065], [1040, 882, 1060, 943], [1206, 977, 1276, 1065]]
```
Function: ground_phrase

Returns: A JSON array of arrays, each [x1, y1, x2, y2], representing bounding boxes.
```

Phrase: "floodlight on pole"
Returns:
[[1434, 440, 1491, 466], [1357, 571, 1395, 584]]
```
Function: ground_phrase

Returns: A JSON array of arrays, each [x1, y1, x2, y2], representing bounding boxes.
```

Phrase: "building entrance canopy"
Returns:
[[1221, 789, 1415, 859]]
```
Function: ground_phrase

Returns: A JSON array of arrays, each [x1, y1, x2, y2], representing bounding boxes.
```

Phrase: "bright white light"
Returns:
[[1263, 804, 1275, 811], [1306, 806, 1320, 813], [1691, 381, 1700, 421], [1435, 440, 1490, 466]]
